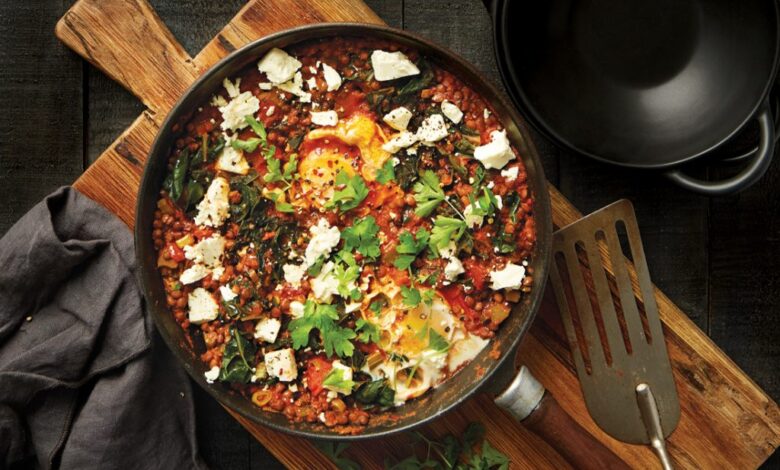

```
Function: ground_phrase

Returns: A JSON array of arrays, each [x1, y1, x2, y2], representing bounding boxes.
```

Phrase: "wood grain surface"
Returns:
[[46, 0, 780, 468]]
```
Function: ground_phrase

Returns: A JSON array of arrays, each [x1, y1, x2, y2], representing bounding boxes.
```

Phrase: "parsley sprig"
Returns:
[[429, 216, 467, 256], [322, 367, 355, 393], [288, 300, 356, 358], [394, 228, 430, 270], [356, 318, 381, 344], [376, 159, 396, 184], [325, 170, 369, 212], [413, 170, 446, 217], [332, 252, 362, 301], [341, 216, 381, 261]]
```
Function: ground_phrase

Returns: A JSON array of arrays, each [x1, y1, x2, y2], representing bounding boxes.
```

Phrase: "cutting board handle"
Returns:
[[55, 0, 200, 114]]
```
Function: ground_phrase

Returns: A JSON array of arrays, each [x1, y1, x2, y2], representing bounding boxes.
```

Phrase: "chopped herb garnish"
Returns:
[[341, 216, 381, 261], [231, 137, 262, 153], [288, 300, 356, 358], [401, 285, 422, 307], [322, 367, 355, 393], [376, 159, 396, 184], [325, 170, 369, 212], [394, 228, 430, 270], [413, 170, 446, 217], [429, 216, 467, 256], [356, 318, 381, 344]]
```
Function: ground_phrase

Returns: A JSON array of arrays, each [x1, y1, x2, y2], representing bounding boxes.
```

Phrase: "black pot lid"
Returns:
[[492, 0, 779, 168]]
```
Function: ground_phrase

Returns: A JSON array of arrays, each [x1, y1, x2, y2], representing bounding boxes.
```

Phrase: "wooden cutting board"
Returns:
[[55, 1, 780, 468]]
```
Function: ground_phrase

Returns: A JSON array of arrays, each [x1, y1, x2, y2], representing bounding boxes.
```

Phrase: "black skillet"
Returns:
[[136, 23, 634, 468], [484, 0, 780, 195]]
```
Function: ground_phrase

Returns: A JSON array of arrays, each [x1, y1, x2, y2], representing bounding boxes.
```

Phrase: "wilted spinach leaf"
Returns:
[[354, 379, 395, 410], [218, 327, 257, 383]]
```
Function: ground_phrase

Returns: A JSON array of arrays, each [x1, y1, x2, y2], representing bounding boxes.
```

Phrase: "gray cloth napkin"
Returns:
[[0, 187, 206, 470]]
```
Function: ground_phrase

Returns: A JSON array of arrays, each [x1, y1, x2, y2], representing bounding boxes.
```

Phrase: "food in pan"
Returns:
[[152, 37, 536, 431]]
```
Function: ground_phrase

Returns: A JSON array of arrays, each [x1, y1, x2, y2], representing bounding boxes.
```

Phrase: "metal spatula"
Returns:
[[549, 199, 680, 469]]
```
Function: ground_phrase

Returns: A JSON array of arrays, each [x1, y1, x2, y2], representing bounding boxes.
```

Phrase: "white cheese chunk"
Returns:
[[310, 262, 340, 303], [474, 130, 515, 170], [310, 110, 338, 127], [215, 145, 250, 175], [289, 300, 305, 319], [321, 63, 342, 91], [444, 256, 465, 281], [219, 285, 237, 302], [416, 114, 449, 144], [258, 82, 273, 90], [383, 107, 413, 131], [188, 288, 219, 324], [500, 166, 519, 182], [184, 235, 225, 268], [277, 71, 311, 103], [306, 76, 317, 90], [441, 101, 463, 124], [211, 266, 225, 281], [204, 366, 220, 384], [211, 95, 228, 107], [304, 219, 341, 266], [371, 50, 420, 81], [489, 263, 526, 290], [266, 105, 275, 116], [324, 361, 354, 395], [463, 204, 484, 228], [265, 348, 298, 382], [381, 131, 418, 154], [194, 178, 230, 227], [223, 78, 241, 98], [257, 48, 302, 84], [254, 317, 282, 343], [495, 195, 503, 210], [180, 264, 210, 285], [283, 263, 306, 285], [218, 92, 260, 131]]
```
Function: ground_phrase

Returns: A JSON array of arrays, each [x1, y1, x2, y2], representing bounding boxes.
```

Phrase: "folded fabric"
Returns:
[[0, 187, 205, 469]]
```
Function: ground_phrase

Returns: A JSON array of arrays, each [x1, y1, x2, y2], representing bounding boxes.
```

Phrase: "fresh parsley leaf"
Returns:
[[322, 367, 355, 392], [478, 441, 510, 470], [401, 286, 422, 307], [245, 115, 267, 140], [288, 301, 356, 357], [231, 137, 262, 152], [421, 289, 435, 306], [341, 216, 381, 260], [263, 152, 297, 187], [428, 329, 450, 352], [376, 159, 396, 184], [429, 216, 467, 256], [394, 228, 430, 270], [267, 190, 294, 213], [307, 256, 325, 276], [356, 318, 381, 344], [333, 258, 362, 301], [369, 298, 386, 316], [468, 186, 499, 218], [325, 170, 369, 212], [218, 327, 257, 383], [316, 442, 361, 470], [413, 170, 446, 217]]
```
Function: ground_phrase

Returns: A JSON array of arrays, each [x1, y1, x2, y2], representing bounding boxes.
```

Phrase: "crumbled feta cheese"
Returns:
[[324, 361, 354, 395], [310, 110, 338, 127], [416, 114, 449, 144], [345, 302, 362, 313], [489, 263, 526, 290], [184, 235, 225, 267], [391, 157, 400, 166], [277, 71, 312, 103], [211, 95, 228, 107], [283, 263, 306, 285], [310, 262, 340, 303], [304, 219, 341, 266], [371, 50, 420, 81], [257, 48, 302, 84], [254, 318, 282, 343], [223, 78, 241, 98], [218, 92, 260, 131], [444, 256, 465, 281], [211, 266, 225, 281], [463, 204, 484, 228], [259, 82, 273, 90], [264, 348, 298, 382], [495, 196, 503, 210], [501, 166, 519, 182], [318, 412, 327, 423], [309, 66, 317, 74], [474, 130, 515, 170], [441, 101, 463, 124], [180, 264, 210, 285], [266, 105, 275, 116], [219, 285, 237, 301], [306, 76, 317, 90], [383, 106, 413, 131], [204, 366, 220, 384], [406, 146, 418, 155], [215, 145, 250, 174], [484, 108, 491, 119], [188, 288, 219, 324], [321, 63, 342, 91], [194, 178, 230, 227], [381, 131, 418, 153], [289, 300, 305, 319]]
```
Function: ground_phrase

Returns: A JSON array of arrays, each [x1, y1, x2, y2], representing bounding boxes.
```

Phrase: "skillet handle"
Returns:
[[664, 105, 775, 195], [495, 366, 631, 470]]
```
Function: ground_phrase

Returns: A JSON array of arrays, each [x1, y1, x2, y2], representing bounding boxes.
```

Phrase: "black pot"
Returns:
[[485, 0, 779, 195]]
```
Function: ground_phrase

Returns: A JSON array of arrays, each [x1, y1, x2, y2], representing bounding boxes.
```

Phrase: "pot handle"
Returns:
[[494, 366, 630, 470], [664, 105, 775, 195]]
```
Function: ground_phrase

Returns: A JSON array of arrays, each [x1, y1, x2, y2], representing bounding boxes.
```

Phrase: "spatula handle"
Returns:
[[495, 366, 629, 470]]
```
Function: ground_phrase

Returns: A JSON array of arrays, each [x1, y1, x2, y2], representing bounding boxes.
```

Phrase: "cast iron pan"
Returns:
[[485, 0, 780, 195], [136, 24, 553, 441]]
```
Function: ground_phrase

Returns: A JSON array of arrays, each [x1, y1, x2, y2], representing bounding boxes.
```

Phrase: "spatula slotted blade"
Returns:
[[550, 199, 680, 444]]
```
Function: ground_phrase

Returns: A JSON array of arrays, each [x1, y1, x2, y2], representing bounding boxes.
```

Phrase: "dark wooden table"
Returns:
[[1, 1, 777, 468]]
